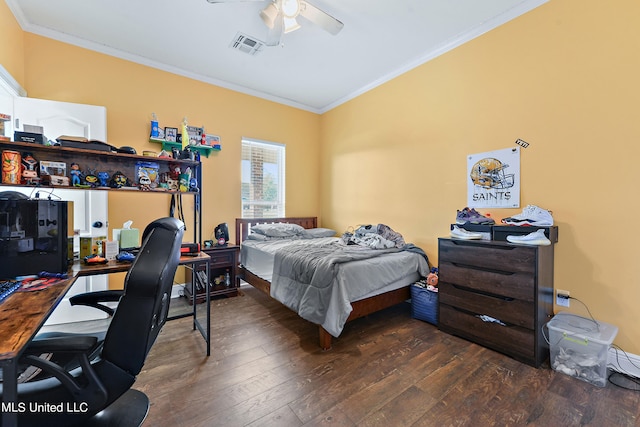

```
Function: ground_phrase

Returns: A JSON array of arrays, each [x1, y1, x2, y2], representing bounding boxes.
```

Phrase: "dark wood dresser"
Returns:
[[437, 238, 555, 367]]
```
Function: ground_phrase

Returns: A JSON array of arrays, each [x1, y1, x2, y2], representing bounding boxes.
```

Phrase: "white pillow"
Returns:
[[245, 233, 269, 241], [250, 222, 305, 237], [302, 228, 337, 239]]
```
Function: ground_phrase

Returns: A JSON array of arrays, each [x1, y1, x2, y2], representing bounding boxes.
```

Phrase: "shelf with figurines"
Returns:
[[0, 140, 201, 194], [148, 117, 221, 158]]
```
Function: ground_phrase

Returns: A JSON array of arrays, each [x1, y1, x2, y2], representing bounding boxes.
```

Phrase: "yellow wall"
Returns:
[[2, 0, 639, 354], [321, 0, 640, 353], [20, 34, 321, 239], [0, 0, 25, 86]]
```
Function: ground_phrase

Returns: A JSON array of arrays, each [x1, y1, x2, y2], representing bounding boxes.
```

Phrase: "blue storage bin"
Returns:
[[411, 282, 438, 325]]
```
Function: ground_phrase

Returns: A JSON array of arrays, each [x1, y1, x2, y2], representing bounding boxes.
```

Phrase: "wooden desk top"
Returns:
[[0, 252, 210, 361], [73, 252, 211, 277], [0, 277, 77, 361]]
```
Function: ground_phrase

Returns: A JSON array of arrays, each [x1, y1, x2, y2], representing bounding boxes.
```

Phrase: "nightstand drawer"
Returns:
[[439, 239, 536, 274], [208, 251, 234, 267], [439, 282, 534, 329], [439, 260, 535, 302], [439, 304, 535, 363]]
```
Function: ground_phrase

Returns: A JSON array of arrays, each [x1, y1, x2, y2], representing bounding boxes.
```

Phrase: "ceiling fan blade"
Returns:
[[264, 7, 284, 46], [299, 1, 343, 35]]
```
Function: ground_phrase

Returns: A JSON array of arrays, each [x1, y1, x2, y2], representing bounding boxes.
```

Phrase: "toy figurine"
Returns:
[[97, 171, 110, 187], [169, 163, 181, 179], [138, 169, 152, 191], [109, 171, 130, 188], [70, 163, 82, 186], [179, 175, 189, 192], [166, 177, 178, 191], [21, 152, 40, 185], [189, 177, 199, 192], [84, 169, 99, 187]]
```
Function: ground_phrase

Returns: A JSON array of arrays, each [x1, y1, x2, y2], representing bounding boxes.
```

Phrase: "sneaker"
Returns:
[[455, 207, 495, 225], [506, 229, 551, 246], [450, 225, 483, 240], [501, 205, 553, 226]]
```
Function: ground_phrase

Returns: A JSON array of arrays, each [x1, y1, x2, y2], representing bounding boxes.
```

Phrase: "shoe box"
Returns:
[[450, 224, 558, 243], [492, 225, 558, 243]]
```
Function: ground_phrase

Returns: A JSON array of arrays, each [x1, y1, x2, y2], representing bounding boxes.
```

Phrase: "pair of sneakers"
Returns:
[[506, 229, 551, 246], [451, 226, 551, 245], [456, 207, 494, 225], [501, 205, 553, 226], [450, 225, 483, 240]]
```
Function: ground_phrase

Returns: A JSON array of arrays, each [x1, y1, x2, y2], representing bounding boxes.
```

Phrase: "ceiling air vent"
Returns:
[[230, 32, 264, 56]]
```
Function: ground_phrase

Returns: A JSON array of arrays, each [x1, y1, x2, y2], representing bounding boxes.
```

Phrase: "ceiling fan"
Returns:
[[206, 0, 344, 46]]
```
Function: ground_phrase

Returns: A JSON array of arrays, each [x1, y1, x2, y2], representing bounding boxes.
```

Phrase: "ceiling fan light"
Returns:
[[259, 3, 279, 29], [282, 0, 300, 18], [283, 16, 300, 33]]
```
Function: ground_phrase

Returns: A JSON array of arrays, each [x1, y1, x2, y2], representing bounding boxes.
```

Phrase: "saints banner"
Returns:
[[467, 147, 520, 209]]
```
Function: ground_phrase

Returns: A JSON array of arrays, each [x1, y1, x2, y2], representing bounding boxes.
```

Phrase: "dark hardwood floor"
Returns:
[[133, 285, 640, 427]]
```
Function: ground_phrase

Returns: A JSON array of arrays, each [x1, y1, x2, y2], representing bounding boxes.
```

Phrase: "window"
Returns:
[[241, 138, 285, 218]]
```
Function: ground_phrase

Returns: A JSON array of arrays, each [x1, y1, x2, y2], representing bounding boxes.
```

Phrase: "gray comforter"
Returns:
[[270, 240, 428, 337]]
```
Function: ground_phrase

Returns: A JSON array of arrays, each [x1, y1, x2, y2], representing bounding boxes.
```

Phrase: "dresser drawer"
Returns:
[[439, 304, 535, 364], [439, 260, 535, 302], [439, 239, 536, 274], [439, 282, 534, 329]]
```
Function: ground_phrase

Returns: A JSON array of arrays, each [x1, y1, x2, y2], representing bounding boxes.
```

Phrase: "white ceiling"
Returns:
[[6, 0, 547, 113]]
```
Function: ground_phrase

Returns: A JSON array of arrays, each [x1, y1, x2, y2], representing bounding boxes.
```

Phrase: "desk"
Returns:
[[73, 252, 212, 355], [0, 252, 210, 427]]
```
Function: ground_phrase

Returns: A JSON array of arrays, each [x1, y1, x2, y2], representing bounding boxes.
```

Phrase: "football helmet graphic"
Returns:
[[470, 158, 514, 189]]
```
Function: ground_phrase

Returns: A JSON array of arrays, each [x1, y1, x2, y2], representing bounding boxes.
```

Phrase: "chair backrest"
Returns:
[[100, 217, 184, 375]]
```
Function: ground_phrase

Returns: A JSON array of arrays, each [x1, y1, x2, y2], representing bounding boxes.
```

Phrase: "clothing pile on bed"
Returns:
[[340, 223, 406, 249]]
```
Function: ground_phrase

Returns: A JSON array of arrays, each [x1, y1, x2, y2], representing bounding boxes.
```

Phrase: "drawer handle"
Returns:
[[451, 284, 515, 301], [448, 240, 517, 250], [477, 314, 506, 326], [451, 262, 514, 276]]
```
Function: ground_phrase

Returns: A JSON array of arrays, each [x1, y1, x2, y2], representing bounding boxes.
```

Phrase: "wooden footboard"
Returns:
[[236, 217, 412, 350], [318, 286, 411, 350], [241, 262, 410, 350]]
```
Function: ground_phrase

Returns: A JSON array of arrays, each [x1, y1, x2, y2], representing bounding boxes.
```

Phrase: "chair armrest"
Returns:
[[26, 335, 99, 354], [70, 290, 123, 316], [20, 346, 107, 407]]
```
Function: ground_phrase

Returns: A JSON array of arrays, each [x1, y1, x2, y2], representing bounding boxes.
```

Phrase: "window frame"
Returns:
[[241, 137, 286, 218]]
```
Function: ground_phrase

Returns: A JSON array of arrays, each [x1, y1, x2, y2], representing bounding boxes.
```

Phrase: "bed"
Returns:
[[235, 217, 430, 350]]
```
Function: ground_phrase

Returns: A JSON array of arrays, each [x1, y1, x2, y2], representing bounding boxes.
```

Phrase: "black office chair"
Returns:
[[0, 217, 185, 427], [68, 217, 179, 318]]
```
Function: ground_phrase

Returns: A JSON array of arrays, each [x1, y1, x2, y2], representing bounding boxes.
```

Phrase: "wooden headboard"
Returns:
[[235, 217, 318, 245]]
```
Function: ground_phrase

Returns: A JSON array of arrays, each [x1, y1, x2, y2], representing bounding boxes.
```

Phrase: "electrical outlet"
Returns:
[[556, 289, 570, 307]]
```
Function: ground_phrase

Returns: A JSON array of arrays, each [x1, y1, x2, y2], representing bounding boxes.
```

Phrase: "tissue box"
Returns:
[[80, 236, 107, 258], [113, 228, 140, 250]]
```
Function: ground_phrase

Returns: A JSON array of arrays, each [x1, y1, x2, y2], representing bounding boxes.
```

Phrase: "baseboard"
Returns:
[[608, 347, 640, 379]]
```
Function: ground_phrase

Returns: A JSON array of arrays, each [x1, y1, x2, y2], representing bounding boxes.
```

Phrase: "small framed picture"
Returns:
[[204, 134, 220, 146], [203, 240, 214, 248], [165, 127, 178, 142]]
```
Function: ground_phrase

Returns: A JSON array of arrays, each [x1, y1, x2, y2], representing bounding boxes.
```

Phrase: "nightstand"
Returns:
[[185, 244, 240, 304]]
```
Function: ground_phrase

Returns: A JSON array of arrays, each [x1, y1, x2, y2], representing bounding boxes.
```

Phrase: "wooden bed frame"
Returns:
[[235, 217, 411, 350]]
